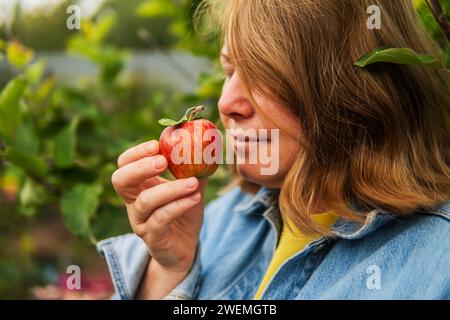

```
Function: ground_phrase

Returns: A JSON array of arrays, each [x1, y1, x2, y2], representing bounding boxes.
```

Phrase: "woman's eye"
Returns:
[[224, 68, 235, 79]]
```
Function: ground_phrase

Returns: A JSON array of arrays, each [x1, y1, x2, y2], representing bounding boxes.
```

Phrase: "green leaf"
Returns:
[[3, 147, 48, 177], [25, 60, 47, 85], [135, 0, 177, 17], [15, 118, 39, 156], [67, 37, 126, 81], [445, 46, 450, 69], [442, 0, 450, 18], [100, 52, 125, 82], [52, 117, 79, 168], [413, 0, 448, 48], [0, 77, 27, 139], [354, 47, 443, 69], [6, 41, 34, 69], [60, 183, 103, 242], [82, 12, 117, 45], [35, 77, 55, 101], [158, 105, 206, 127], [196, 71, 224, 99], [19, 178, 47, 217], [158, 118, 179, 126]]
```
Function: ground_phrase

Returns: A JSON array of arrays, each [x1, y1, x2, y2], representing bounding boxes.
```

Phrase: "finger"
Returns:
[[133, 177, 200, 223], [137, 176, 167, 193], [146, 191, 202, 236], [117, 140, 159, 168], [117, 176, 163, 204], [112, 155, 167, 194], [118, 175, 169, 204]]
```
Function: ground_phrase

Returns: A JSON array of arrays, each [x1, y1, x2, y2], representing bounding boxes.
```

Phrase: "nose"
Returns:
[[218, 73, 255, 121]]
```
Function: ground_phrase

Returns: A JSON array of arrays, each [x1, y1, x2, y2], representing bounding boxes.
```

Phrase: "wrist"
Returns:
[[136, 259, 190, 300]]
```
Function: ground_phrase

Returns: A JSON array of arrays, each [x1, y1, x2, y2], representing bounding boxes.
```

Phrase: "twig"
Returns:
[[28, 172, 62, 197], [426, 0, 450, 43]]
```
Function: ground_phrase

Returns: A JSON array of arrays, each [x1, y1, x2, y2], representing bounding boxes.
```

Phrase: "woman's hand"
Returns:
[[111, 140, 207, 298]]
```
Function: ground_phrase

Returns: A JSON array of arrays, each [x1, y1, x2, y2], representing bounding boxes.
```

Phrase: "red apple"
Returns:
[[158, 106, 221, 179]]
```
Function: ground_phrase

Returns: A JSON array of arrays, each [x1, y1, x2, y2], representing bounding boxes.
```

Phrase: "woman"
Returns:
[[98, 0, 450, 299]]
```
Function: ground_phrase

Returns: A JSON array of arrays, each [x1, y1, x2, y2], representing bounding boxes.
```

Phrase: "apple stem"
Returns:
[[186, 105, 206, 122]]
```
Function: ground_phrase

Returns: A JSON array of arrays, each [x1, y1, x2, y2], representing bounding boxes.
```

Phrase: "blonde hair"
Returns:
[[198, 0, 450, 236]]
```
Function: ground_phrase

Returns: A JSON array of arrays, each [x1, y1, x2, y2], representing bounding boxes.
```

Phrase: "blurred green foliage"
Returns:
[[0, 0, 226, 298], [414, 0, 450, 66], [355, 0, 450, 69], [3, 0, 176, 50], [414, 0, 449, 47], [0, 0, 226, 241]]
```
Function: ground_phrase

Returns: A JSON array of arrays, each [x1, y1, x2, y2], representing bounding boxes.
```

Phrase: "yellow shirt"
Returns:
[[253, 212, 338, 300]]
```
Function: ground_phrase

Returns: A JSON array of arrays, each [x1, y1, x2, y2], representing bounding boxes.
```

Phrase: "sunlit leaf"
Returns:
[[67, 36, 100, 60], [136, 0, 177, 17], [36, 77, 55, 101], [196, 71, 224, 99], [60, 183, 103, 242], [19, 178, 47, 217], [67, 37, 126, 81], [354, 47, 443, 68], [7, 41, 34, 69], [0, 77, 27, 139], [83, 12, 116, 44], [25, 60, 47, 85], [168, 21, 186, 38]]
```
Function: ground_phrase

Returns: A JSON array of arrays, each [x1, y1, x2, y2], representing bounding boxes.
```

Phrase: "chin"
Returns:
[[236, 164, 283, 189]]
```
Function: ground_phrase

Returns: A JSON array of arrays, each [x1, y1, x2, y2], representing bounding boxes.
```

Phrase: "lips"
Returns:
[[230, 135, 270, 154], [233, 136, 268, 143], [229, 130, 271, 143]]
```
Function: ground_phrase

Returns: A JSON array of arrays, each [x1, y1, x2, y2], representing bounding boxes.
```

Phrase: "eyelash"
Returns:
[[223, 68, 235, 79]]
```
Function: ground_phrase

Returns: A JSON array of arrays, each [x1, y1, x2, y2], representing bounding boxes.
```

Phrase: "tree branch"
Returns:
[[426, 0, 450, 43], [28, 172, 62, 197]]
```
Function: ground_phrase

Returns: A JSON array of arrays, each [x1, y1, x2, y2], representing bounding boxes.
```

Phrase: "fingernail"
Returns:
[[155, 156, 166, 169], [185, 177, 198, 188], [191, 192, 201, 201]]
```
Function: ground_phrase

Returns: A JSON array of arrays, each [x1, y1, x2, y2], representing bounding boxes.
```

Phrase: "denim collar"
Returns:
[[233, 186, 279, 215], [233, 186, 399, 241]]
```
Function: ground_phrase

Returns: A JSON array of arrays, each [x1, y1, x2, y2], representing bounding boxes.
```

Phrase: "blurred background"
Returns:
[[0, 0, 228, 299], [0, 0, 448, 299]]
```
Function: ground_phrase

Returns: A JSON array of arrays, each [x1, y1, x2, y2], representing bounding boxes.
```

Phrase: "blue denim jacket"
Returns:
[[97, 186, 450, 300]]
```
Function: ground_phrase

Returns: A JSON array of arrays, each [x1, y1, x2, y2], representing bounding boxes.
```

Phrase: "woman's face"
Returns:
[[218, 46, 301, 189]]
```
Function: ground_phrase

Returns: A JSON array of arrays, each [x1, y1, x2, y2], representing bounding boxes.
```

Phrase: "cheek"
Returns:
[[279, 136, 300, 167]]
